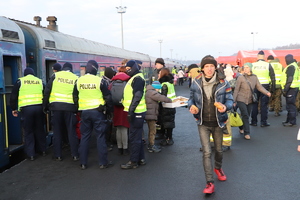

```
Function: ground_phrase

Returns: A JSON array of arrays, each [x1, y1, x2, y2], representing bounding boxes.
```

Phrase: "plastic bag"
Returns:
[[229, 111, 243, 127]]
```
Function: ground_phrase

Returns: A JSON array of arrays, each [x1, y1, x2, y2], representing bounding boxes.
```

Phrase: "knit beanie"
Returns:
[[104, 67, 116, 79], [86, 60, 98, 75], [200, 55, 217, 69], [24, 67, 35, 76], [244, 62, 253, 70], [52, 63, 62, 71], [155, 58, 165, 65], [152, 81, 162, 89], [62, 62, 73, 72]]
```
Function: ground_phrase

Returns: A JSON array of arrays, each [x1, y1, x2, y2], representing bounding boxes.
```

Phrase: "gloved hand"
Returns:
[[282, 90, 287, 97], [127, 112, 134, 123]]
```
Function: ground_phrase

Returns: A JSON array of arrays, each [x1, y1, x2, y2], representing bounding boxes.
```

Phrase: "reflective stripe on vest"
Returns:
[[281, 63, 299, 89], [50, 71, 78, 104], [161, 82, 176, 100], [123, 73, 146, 113], [18, 75, 43, 110], [252, 61, 270, 84], [76, 74, 105, 110], [270, 62, 283, 85]]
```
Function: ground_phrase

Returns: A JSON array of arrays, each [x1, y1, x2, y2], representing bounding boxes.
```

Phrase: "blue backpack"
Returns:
[[110, 79, 127, 106]]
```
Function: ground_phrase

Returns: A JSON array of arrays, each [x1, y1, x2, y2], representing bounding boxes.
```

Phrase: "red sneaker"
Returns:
[[214, 168, 227, 181], [203, 182, 215, 194]]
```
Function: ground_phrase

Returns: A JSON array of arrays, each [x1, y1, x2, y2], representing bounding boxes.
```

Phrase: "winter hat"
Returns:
[[285, 54, 294, 65], [258, 50, 265, 55], [86, 60, 98, 75], [267, 55, 274, 60], [155, 58, 165, 65], [24, 67, 35, 76], [104, 67, 116, 79], [125, 60, 139, 77], [152, 81, 162, 89], [62, 62, 73, 72], [244, 62, 253, 70], [52, 63, 62, 71], [200, 55, 217, 69], [187, 64, 199, 73]]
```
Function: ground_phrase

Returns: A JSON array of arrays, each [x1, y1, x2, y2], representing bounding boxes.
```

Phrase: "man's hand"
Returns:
[[12, 110, 18, 117], [216, 102, 226, 113], [189, 105, 199, 114]]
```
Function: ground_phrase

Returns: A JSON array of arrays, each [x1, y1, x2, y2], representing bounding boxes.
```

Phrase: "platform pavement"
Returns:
[[1, 81, 300, 200]]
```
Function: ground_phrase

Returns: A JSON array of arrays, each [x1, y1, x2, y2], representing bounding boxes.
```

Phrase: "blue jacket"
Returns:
[[188, 71, 233, 128]]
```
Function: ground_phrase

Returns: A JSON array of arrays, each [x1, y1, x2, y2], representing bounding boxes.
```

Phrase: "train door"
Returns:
[[2, 56, 23, 152], [45, 60, 57, 82]]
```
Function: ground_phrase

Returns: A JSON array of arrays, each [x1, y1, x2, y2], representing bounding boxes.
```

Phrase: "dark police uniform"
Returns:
[[43, 63, 79, 160], [10, 67, 46, 160], [251, 51, 276, 127], [73, 60, 113, 169], [281, 54, 299, 126], [121, 60, 147, 169]]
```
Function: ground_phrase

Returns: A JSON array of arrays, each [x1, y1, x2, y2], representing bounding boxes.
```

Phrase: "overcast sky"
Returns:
[[1, 0, 299, 62]]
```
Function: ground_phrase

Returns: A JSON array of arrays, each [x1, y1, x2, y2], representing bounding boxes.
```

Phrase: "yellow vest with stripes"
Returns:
[[123, 73, 146, 113], [252, 61, 270, 84], [270, 62, 283, 86], [161, 82, 176, 100], [281, 62, 299, 89], [76, 74, 105, 110], [18, 75, 43, 110], [50, 71, 78, 104]]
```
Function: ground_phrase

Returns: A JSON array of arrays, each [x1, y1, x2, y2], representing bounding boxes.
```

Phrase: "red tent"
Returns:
[[237, 49, 300, 67], [216, 56, 237, 66]]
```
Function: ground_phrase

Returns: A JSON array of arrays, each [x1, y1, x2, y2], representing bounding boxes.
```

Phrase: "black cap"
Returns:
[[52, 63, 62, 71], [267, 55, 274, 60], [24, 67, 35, 76], [187, 64, 199, 73], [258, 50, 265, 55], [62, 62, 73, 72]]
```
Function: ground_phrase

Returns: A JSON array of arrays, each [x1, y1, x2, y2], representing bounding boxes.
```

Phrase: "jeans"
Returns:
[[237, 101, 252, 135], [198, 125, 223, 183]]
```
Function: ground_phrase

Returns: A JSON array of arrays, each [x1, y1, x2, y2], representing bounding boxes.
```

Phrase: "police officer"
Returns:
[[267, 56, 283, 116], [43, 62, 79, 161], [250, 50, 276, 127], [73, 60, 113, 170], [281, 54, 299, 127], [10, 67, 46, 160], [121, 60, 147, 169]]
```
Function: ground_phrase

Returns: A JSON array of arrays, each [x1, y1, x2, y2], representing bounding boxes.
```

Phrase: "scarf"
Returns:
[[202, 72, 217, 99]]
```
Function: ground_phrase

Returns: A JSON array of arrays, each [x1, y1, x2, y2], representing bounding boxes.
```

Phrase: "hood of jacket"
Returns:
[[111, 72, 131, 81]]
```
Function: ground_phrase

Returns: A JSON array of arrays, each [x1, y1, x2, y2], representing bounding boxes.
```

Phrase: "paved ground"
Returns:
[[1, 82, 300, 200]]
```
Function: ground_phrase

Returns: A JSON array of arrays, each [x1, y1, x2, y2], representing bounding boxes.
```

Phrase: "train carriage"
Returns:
[[0, 16, 26, 168]]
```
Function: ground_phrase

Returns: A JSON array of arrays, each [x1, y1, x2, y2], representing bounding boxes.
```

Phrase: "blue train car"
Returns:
[[0, 16, 26, 168], [0, 15, 178, 169]]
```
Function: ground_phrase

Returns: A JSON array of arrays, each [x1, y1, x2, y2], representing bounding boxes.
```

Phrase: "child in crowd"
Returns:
[[145, 81, 172, 153], [173, 74, 178, 86]]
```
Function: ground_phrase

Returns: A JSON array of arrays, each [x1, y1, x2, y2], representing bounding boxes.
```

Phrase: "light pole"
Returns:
[[251, 32, 258, 50], [170, 49, 173, 60], [116, 6, 127, 49], [158, 39, 163, 57]]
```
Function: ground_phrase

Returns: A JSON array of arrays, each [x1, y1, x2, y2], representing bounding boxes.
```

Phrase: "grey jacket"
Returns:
[[145, 85, 172, 120], [233, 73, 269, 104]]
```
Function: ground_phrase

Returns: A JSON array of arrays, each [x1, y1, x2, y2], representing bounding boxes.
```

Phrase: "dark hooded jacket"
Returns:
[[158, 74, 176, 128]]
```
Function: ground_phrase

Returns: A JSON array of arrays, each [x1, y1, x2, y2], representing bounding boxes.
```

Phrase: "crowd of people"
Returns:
[[9, 51, 300, 195]]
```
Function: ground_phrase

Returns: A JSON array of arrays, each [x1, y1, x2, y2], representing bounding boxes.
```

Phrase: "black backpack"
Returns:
[[110, 79, 127, 106]]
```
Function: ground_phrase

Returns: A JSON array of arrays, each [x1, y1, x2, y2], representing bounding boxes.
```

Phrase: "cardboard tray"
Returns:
[[162, 96, 188, 108]]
